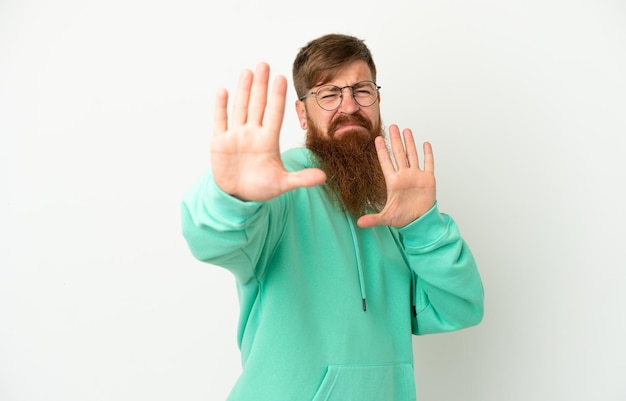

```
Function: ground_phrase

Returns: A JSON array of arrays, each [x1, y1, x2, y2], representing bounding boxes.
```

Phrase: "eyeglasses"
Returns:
[[299, 81, 381, 111]]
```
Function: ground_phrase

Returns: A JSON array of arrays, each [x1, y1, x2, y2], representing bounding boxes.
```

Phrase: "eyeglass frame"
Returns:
[[298, 80, 382, 111]]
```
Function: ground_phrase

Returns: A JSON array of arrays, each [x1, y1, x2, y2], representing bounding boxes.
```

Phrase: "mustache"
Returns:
[[328, 113, 373, 136]]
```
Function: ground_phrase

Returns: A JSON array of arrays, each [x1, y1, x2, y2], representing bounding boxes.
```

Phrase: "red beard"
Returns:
[[306, 113, 387, 217]]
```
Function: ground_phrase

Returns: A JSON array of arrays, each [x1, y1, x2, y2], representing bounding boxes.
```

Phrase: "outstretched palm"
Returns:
[[357, 125, 437, 228], [211, 63, 326, 201]]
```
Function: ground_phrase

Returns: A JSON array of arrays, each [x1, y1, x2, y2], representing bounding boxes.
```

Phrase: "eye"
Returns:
[[353, 82, 376, 96], [317, 86, 341, 100]]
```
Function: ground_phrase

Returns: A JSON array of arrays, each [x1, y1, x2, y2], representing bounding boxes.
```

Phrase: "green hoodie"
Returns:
[[181, 147, 484, 401]]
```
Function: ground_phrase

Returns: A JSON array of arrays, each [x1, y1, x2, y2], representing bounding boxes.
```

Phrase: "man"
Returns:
[[181, 33, 484, 401]]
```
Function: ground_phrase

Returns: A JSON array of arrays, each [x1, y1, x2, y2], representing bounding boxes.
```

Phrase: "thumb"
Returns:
[[281, 168, 326, 192], [356, 213, 382, 229]]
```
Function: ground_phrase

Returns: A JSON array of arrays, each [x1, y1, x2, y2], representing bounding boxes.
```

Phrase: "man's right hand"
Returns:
[[211, 62, 326, 202]]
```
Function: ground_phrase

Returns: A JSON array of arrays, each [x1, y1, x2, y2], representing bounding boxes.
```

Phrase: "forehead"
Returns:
[[317, 60, 374, 87]]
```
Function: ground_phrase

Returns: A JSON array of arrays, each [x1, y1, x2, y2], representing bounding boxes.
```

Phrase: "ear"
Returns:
[[295, 100, 308, 130]]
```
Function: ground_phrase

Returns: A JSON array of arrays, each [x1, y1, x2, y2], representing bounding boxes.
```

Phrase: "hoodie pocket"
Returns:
[[311, 363, 416, 401]]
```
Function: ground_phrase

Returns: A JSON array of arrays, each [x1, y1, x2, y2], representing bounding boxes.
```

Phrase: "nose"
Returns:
[[338, 87, 360, 113]]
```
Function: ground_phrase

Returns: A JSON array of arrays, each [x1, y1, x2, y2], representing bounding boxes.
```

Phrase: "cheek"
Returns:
[[308, 111, 334, 133], [365, 106, 381, 122]]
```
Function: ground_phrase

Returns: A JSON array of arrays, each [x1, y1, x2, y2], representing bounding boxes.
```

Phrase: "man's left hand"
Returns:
[[357, 124, 437, 228]]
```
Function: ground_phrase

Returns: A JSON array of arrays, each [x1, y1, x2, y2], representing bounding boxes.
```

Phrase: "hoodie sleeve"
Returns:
[[180, 171, 284, 284], [396, 203, 484, 335]]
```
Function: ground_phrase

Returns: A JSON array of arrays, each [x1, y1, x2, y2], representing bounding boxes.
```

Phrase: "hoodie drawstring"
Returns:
[[346, 216, 367, 312]]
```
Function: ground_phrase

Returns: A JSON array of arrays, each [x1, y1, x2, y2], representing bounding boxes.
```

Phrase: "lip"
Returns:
[[335, 123, 366, 133]]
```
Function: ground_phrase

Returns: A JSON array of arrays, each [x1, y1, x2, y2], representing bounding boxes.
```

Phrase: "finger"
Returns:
[[401, 128, 421, 169], [423, 141, 434, 173], [389, 124, 408, 169], [357, 212, 382, 229], [281, 168, 327, 192], [232, 68, 253, 125], [248, 62, 270, 125], [213, 88, 229, 134], [265, 74, 288, 135], [374, 135, 395, 174]]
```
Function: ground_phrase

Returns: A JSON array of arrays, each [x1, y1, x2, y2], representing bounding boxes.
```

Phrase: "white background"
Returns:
[[1, 0, 625, 400]]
